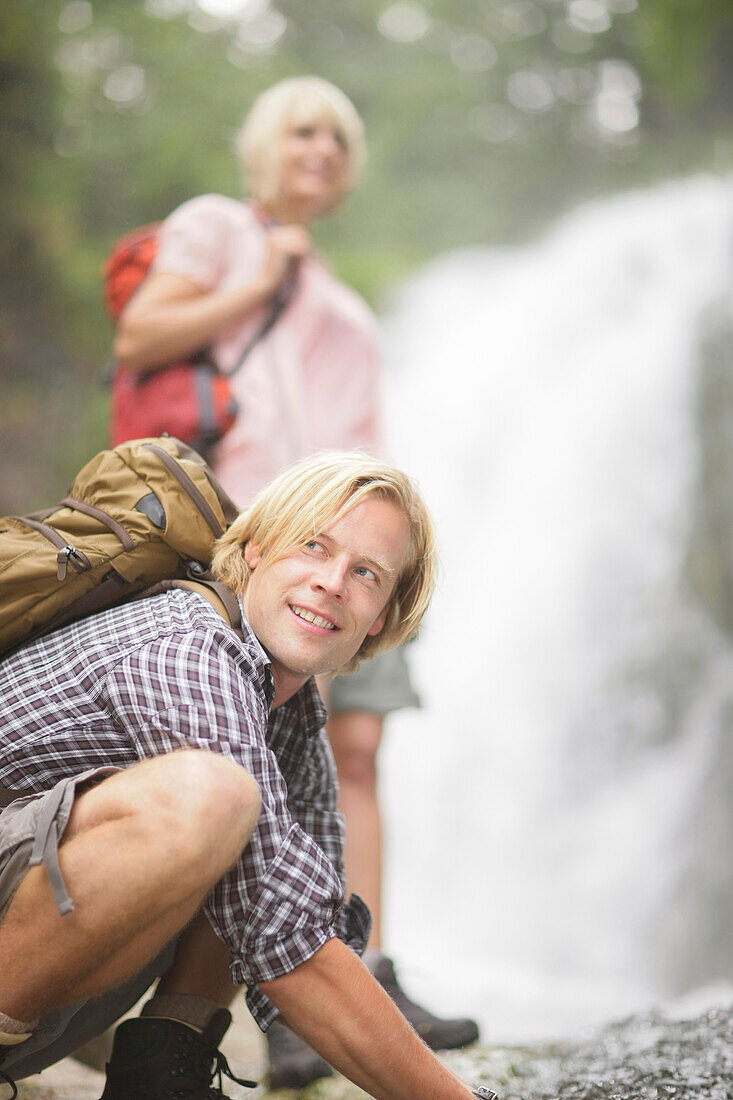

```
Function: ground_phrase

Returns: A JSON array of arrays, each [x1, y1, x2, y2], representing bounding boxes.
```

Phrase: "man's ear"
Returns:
[[244, 542, 261, 569], [366, 609, 387, 637]]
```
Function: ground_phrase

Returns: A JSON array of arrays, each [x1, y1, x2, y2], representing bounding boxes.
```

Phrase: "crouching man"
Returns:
[[0, 452, 497, 1100]]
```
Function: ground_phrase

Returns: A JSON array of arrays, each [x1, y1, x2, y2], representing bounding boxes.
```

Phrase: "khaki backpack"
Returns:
[[0, 436, 242, 659]]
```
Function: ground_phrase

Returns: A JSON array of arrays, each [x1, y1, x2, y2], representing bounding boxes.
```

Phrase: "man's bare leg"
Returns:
[[0, 750, 260, 1023], [70, 910, 239, 1073], [156, 910, 237, 1005]]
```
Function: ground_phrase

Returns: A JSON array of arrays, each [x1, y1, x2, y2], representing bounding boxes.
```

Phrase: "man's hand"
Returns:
[[260, 938, 481, 1100]]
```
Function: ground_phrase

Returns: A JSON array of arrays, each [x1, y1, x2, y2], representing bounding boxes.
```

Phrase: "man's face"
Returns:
[[242, 496, 411, 701]]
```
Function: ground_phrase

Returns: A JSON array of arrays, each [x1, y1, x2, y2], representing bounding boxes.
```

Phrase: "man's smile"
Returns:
[[289, 604, 339, 631]]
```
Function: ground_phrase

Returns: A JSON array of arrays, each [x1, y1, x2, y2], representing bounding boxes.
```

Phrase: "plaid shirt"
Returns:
[[0, 588, 370, 1028]]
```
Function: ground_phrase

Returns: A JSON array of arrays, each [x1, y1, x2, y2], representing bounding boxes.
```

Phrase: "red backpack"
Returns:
[[104, 223, 238, 456], [104, 219, 298, 457], [104, 222, 161, 319]]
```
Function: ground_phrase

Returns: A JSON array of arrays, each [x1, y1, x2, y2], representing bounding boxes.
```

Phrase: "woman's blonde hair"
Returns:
[[211, 451, 437, 674], [235, 76, 366, 209]]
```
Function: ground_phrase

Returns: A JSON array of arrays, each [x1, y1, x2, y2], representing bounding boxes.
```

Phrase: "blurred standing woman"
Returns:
[[115, 76, 478, 1089], [115, 77, 379, 499]]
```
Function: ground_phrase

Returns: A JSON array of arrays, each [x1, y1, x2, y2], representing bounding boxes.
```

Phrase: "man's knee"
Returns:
[[328, 711, 382, 791], [332, 742, 378, 790], [74, 751, 261, 876], [153, 751, 261, 865]]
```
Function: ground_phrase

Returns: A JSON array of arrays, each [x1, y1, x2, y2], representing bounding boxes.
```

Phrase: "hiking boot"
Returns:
[[99, 1010, 256, 1099], [370, 955, 480, 1050], [266, 1018, 333, 1090]]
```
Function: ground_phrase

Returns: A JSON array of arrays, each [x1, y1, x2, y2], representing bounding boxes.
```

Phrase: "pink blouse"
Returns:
[[153, 194, 382, 507]]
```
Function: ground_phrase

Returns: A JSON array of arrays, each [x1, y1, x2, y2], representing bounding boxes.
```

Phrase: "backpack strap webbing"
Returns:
[[175, 579, 243, 634], [132, 575, 244, 641]]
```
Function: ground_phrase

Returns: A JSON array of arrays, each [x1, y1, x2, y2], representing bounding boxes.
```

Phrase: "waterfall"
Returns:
[[380, 175, 733, 1042]]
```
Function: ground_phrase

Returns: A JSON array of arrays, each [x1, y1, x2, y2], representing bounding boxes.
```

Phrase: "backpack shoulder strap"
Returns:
[[131, 575, 244, 641], [175, 579, 243, 636]]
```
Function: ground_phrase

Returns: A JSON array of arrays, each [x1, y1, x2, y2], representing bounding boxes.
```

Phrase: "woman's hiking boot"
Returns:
[[371, 955, 480, 1050], [265, 954, 480, 1090], [266, 1018, 333, 1090], [98, 1009, 256, 1099]]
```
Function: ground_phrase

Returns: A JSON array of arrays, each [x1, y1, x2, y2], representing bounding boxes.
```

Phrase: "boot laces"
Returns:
[[0, 1068, 18, 1100], [172, 1029, 256, 1098]]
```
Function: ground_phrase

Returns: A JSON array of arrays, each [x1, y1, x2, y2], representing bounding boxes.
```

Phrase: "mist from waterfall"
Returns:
[[379, 175, 733, 1043]]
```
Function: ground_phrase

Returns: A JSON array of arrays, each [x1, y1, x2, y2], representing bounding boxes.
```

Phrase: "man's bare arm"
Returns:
[[261, 937, 478, 1100]]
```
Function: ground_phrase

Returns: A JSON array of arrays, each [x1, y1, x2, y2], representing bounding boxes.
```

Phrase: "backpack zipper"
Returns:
[[11, 516, 93, 580], [56, 545, 91, 581]]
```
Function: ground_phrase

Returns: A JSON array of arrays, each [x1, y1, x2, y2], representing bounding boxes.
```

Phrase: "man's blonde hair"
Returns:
[[235, 76, 365, 209], [211, 452, 437, 674]]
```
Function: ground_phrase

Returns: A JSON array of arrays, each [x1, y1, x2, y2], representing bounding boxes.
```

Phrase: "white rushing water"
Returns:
[[380, 175, 733, 1043]]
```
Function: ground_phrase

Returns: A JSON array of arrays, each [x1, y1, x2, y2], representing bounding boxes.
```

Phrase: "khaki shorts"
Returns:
[[0, 769, 177, 1080], [328, 644, 420, 716]]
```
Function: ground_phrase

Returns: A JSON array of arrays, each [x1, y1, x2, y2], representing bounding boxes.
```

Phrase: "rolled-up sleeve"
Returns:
[[245, 882, 371, 1029], [235, 821, 343, 979], [230, 821, 369, 1026]]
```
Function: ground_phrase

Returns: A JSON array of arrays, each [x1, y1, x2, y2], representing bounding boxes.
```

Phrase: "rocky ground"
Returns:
[[7, 1001, 733, 1100]]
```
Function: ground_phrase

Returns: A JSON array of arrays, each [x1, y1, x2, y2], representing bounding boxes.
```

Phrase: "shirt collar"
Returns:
[[238, 603, 275, 708], [274, 677, 328, 739]]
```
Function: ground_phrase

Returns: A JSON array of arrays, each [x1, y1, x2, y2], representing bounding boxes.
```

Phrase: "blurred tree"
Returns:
[[629, 0, 733, 102], [1, 1, 70, 380]]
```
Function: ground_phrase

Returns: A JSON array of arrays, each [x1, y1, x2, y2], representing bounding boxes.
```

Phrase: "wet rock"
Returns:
[[460, 1003, 733, 1100], [297, 1002, 733, 1100], [540, 1005, 733, 1100]]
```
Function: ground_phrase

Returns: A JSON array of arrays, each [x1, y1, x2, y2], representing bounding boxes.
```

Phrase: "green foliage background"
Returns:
[[1, 0, 732, 507]]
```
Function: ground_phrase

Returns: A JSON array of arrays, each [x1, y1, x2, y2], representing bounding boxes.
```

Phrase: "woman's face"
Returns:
[[277, 117, 350, 217]]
